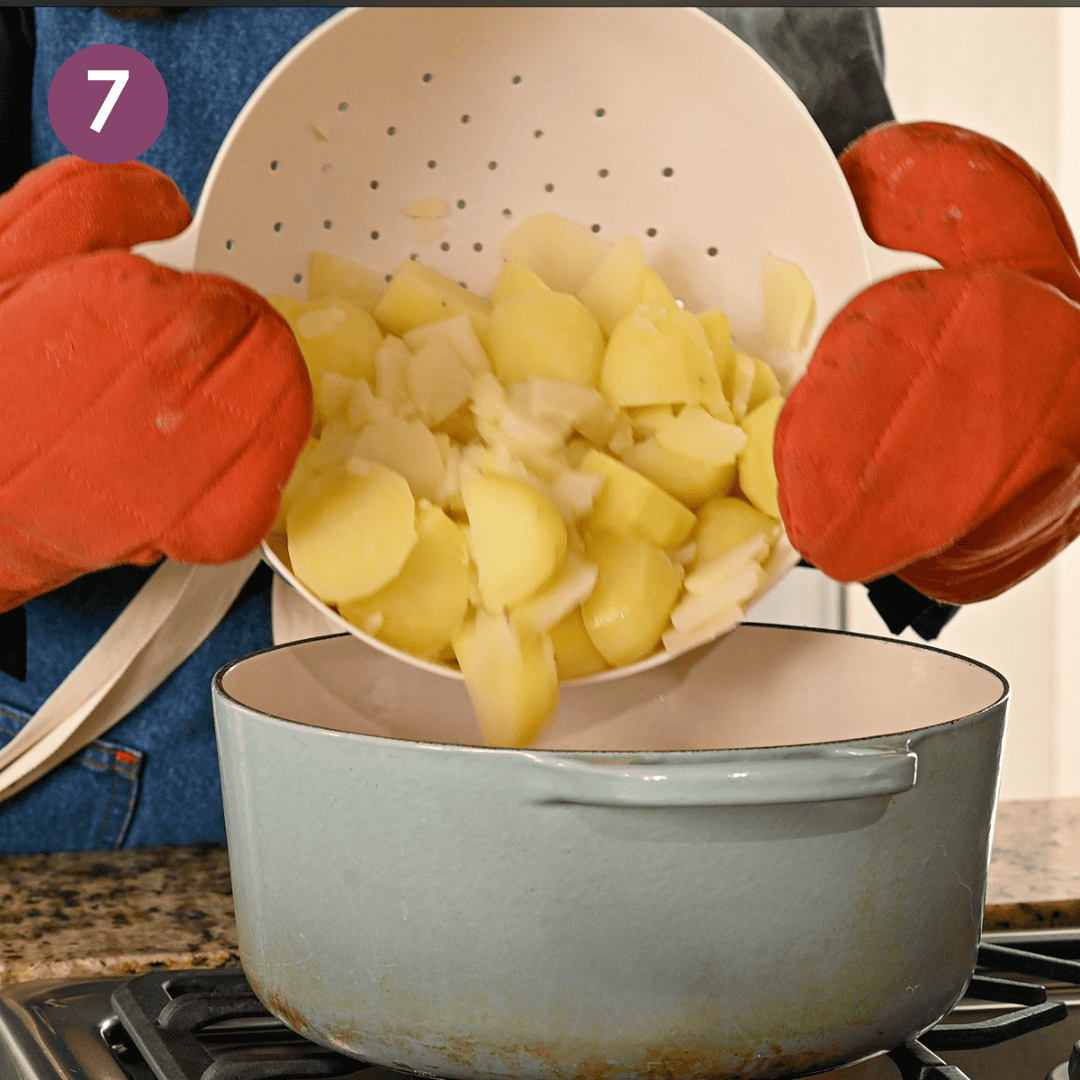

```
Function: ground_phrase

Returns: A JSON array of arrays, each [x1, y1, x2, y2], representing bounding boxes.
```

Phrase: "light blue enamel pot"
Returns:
[[212, 623, 1009, 1080]]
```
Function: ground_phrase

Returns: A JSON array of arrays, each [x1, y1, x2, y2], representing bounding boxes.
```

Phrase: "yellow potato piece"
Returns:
[[353, 417, 446, 505], [286, 462, 418, 605], [267, 293, 305, 321], [500, 212, 611, 294], [461, 471, 568, 612], [491, 261, 551, 305], [486, 290, 604, 386], [453, 611, 559, 747], [289, 297, 384, 383], [511, 554, 598, 634], [654, 405, 746, 467], [727, 348, 758, 420], [746, 354, 783, 413], [681, 311, 733, 421], [403, 313, 492, 377], [313, 371, 357, 427], [308, 251, 387, 312], [373, 259, 491, 338], [638, 268, 678, 310], [697, 309, 736, 379], [695, 497, 780, 565], [628, 404, 673, 438], [401, 195, 450, 219], [549, 608, 610, 680], [581, 532, 684, 667], [738, 396, 785, 520], [580, 448, 696, 549], [576, 233, 647, 335], [305, 417, 356, 471], [406, 337, 474, 426], [272, 436, 321, 533], [762, 252, 817, 351], [621, 438, 735, 508], [601, 301, 718, 410], [339, 504, 470, 657]]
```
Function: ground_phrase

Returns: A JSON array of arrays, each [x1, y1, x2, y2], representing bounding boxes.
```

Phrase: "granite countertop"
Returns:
[[0, 843, 237, 986], [983, 796, 1080, 932], [1, 798, 1078, 987]]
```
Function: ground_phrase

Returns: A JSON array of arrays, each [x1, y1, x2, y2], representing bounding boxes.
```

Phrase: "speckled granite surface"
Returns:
[[0, 843, 238, 986], [984, 796, 1080, 932], [0, 799, 1077, 986]]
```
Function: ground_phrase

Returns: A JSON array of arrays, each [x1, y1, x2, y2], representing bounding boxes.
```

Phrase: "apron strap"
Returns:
[[0, 552, 260, 804]]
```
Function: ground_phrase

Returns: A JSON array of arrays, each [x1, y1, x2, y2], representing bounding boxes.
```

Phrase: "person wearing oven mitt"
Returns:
[[0, 7, 1070, 853]]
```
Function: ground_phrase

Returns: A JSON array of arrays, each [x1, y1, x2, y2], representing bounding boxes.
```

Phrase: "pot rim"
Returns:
[[212, 622, 1010, 757]]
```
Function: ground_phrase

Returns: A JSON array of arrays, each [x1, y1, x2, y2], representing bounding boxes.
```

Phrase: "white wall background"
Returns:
[[844, 9, 1080, 800]]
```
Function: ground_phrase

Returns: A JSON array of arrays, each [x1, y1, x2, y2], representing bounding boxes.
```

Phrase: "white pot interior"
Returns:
[[221, 625, 1007, 752]]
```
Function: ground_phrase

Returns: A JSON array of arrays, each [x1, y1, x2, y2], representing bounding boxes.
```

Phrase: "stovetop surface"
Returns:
[[1, 930, 1078, 1080]]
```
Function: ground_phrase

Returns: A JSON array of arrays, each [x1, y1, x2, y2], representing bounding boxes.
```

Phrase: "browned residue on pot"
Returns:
[[571, 1040, 856, 1080], [265, 987, 317, 1040], [432, 1036, 482, 1071], [322, 1021, 363, 1049], [243, 971, 866, 1080]]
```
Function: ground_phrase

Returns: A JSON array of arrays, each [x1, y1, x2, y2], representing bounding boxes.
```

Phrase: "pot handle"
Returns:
[[527, 744, 916, 807]]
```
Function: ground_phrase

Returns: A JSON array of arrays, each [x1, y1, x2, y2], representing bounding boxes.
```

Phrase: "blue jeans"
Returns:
[[0, 564, 273, 853]]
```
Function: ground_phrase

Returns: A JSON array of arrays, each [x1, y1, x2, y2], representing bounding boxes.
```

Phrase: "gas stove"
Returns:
[[0, 930, 1077, 1080]]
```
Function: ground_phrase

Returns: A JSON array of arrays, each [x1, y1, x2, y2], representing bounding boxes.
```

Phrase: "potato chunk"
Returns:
[[403, 313, 492, 377], [621, 438, 735, 508], [580, 449, 696, 549], [697, 309, 736, 376], [374, 259, 491, 337], [601, 297, 725, 415], [286, 462, 418, 605], [762, 252, 817, 351], [548, 608, 610, 680], [576, 233, 647, 334], [308, 250, 387, 312], [339, 503, 469, 657], [406, 338, 475, 426], [500, 212, 611, 293], [738, 396, 785, 519], [288, 297, 384, 383], [461, 471, 568, 611], [352, 417, 446, 505], [491, 261, 551, 305], [654, 405, 746, 465], [581, 532, 684, 667], [694, 497, 780, 565], [452, 611, 559, 747], [486, 291, 605, 386], [746, 353, 783, 413]]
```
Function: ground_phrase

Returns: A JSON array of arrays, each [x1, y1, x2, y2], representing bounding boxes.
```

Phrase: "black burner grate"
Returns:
[[109, 942, 1080, 1080], [111, 971, 370, 1080]]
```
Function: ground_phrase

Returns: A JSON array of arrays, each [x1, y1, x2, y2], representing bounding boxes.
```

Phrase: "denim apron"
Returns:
[[0, 7, 893, 853]]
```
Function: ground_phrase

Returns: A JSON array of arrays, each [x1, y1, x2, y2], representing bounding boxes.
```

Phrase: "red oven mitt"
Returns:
[[0, 156, 313, 614], [775, 121, 1080, 605]]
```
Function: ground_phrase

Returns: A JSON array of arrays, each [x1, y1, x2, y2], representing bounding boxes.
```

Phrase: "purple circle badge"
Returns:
[[48, 44, 168, 165]]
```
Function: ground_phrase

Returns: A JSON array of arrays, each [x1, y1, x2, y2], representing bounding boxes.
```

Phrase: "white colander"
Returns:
[[134, 6, 871, 692]]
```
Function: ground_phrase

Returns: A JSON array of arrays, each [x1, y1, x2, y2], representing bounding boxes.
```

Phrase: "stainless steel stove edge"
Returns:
[[0, 977, 133, 1080]]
